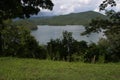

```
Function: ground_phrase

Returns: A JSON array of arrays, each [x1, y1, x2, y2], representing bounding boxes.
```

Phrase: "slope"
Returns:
[[30, 11, 107, 26]]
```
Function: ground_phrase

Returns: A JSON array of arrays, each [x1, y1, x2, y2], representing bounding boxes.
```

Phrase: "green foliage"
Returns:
[[0, 0, 54, 56], [82, 10, 120, 62], [46, 31, 115, 63], [106, 32, 120, 62], [0, 57, 120, 80], [47, 39, 61, 60], [97, 38, 109, 63], [47, 31, 76, 61], [47, 31, 89, 62], [100, 0, 116, 10], [30, 11, 107, 26], [1, 21, 118, 63], [14, 19, 38, 30], [1, 20, 46, 59], [61, 31, 75, 61], [0, 0, 54, 20]]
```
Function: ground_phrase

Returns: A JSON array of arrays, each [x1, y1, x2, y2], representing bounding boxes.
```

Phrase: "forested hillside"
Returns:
[[30, 11, 107, 26]]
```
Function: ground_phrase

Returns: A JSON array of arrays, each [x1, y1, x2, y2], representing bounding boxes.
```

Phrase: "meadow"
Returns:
[[0, 57, 120, 80]]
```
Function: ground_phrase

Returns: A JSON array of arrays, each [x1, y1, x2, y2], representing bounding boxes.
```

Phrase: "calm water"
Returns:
[[31, 25, 104, 44]]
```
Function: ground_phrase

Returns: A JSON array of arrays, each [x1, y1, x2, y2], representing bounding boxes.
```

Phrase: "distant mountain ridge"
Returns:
[[29, 11, 107, 26]]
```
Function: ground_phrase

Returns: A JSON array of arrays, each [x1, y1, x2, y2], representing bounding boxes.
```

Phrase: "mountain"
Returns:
[[32, 11, 55, 17], [29, 11, 107, 26]]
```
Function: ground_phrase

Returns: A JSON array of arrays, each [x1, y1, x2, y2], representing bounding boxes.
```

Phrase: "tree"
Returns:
[[61, 31, 75, 61], [105, 31, 120, 62], [97, 38, 109, 63], [47, 31, 76, 61], [0, 0, 54, 54], [84, 43, 100, 63], [47, 31, 89, 62], [1, 20, 47, 59], [71, 40, 88, 62], [82, 0, 120, 62], [0, 0, 54, 20], [47, 39, 61, 60]]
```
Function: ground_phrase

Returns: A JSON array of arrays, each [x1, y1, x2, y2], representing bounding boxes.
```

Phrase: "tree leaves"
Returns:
[[0, 0, 54, 20], [99, 0, 116, 10]]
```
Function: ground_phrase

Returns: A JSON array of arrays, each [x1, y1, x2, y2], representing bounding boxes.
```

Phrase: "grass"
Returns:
[[0, 57, 120, 80]]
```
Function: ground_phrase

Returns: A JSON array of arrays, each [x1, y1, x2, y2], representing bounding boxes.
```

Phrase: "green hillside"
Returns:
[[30, 11, 107, 26]]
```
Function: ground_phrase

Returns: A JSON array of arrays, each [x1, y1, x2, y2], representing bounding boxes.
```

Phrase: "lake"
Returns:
[[31, 25, 104, 44]]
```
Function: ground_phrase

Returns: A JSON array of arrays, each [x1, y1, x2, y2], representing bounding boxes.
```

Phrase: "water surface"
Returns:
[[31, 25, 104, 44]]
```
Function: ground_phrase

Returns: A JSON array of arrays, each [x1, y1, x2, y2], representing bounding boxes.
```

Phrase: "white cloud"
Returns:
[[51, 0, 102, 15], [40, 0, 120, 16], [114, 1, 120, 12], [78, 0, 91, 4]]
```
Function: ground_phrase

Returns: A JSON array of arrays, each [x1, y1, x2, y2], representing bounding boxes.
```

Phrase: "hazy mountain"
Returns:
[[32, 12, 55, 17]]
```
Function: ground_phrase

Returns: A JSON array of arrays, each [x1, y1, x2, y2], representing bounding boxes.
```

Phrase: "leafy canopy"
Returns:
[[99, 0, 116, 10], [82, 0, 120, 62], [0, 0, 54, 55], [0, 0, 54, 20]]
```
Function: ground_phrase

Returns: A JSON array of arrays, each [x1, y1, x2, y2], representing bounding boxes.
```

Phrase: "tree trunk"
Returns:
[[91, 55, 96, 63], [0, 20, 4, 56], [0, 32, 2, 56]]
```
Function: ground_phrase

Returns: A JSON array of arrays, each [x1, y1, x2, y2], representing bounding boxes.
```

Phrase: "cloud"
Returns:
[[52, 0, 103, 15], [39, 0, 120, 16]]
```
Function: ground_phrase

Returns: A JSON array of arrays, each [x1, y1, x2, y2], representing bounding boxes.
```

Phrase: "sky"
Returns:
[[36, 0, 120, 16]]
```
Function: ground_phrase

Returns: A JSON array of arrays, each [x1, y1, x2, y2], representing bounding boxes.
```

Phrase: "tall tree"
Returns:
[[62, 31, 75, 61], [0, 0, 54, 54], [2, 20, 47, 58], [82, 0, 120, 62]]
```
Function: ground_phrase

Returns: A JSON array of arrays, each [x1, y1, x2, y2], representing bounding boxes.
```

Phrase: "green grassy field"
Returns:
[[0, 57, 120, 80]]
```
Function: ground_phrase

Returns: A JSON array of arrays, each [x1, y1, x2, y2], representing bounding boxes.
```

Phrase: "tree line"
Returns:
[[1, 20, 119, 63]]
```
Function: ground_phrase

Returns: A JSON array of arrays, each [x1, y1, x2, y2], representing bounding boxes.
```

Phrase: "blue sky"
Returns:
[[35, 0, 120, 16]]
